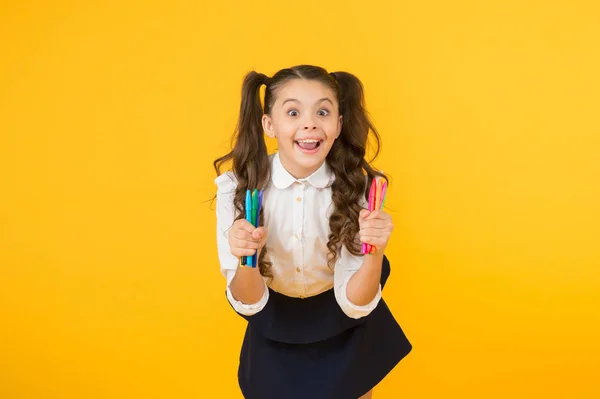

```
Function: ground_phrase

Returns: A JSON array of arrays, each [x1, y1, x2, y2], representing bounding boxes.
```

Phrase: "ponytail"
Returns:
[[233, 71, 271, 189], [327, 71, 385, 194], [326, 71, 387, 264], [213, 70, 273, 278], [214, 71, 271, 188]]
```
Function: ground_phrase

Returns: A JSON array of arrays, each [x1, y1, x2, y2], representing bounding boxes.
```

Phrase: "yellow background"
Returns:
[[1, 1, 599, 398]]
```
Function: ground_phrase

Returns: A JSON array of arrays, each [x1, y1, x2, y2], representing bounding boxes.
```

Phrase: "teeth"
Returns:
[[297, 139, 320, 143]]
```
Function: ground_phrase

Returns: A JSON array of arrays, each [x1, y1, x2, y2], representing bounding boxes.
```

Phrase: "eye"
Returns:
[[287, 109, 299, 116], [318, 109, 330, 116]]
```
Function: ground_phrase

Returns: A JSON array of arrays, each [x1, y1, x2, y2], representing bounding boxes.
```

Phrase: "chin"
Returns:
[[278, 148, 324, 176], [298, 157, 324, 170]]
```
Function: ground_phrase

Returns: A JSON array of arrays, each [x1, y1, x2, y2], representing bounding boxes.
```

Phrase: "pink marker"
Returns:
[[363, 177, 377, 254]]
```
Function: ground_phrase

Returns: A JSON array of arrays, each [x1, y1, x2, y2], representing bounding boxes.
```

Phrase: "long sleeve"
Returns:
[[333, 243, 382, 319], [332, 186, 382, 319], [215, 172, 269, 316]]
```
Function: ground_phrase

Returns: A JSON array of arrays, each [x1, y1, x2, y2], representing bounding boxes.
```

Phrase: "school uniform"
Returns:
[[215, 152, 412, 399]]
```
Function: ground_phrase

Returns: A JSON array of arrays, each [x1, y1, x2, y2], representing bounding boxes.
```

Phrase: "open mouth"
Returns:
[[295, 139, 323, 152]]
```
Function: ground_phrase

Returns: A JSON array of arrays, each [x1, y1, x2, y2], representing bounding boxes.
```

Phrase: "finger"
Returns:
[[252, 226, 268, 240], [360, 228, 392, 238], [359, 230, 391, 241], [359, 235, 388, 247], [365, 210, 380, 220], [366, 210, 390, 220], [258, 235, 268, 249], [363, 217, 393, 230], [234, 219, 257, 233], [361, 219, 393, 230], [232, 238, 260, 250], [359, 209, 371, 220], [361, 218, 391, 228], [231, 229, 255, 241]]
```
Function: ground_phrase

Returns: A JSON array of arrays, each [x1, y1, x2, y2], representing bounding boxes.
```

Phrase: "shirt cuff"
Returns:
[[225, 270, 269, 316], [337, 274, 382, 319]]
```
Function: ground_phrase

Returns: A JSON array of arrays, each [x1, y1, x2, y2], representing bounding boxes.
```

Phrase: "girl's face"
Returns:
[[262, 79, 342, 179]]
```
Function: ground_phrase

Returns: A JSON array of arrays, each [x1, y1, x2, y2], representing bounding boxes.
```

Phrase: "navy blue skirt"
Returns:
[[227, 256, 413, 399]]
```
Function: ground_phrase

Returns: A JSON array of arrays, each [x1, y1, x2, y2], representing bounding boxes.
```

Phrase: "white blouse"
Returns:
[[215, 152, 382, 319]]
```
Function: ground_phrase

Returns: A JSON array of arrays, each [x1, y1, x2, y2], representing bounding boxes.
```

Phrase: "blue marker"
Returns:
[[250, 189, 258, 267], [244, 189, 252, 265]]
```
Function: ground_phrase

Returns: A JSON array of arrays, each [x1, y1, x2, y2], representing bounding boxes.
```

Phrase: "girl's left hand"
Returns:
[[358, 209, 394, 255]]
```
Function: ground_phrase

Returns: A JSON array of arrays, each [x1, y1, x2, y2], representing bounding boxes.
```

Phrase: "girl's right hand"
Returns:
[[228, 219, 268, 258]]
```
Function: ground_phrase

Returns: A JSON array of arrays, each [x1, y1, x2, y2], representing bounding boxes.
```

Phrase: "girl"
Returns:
[[213, 65, 412, 399]]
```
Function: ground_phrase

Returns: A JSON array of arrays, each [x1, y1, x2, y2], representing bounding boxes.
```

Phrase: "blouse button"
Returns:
[[296, 267, 301, 273], [296, 197, 302, 202]]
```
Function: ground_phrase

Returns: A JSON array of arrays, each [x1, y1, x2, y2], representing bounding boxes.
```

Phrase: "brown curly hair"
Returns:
[[213, 65, 387, 278]]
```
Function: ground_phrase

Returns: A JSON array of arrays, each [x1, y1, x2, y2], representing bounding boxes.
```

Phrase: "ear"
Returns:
[[262, 114, 275, 138], [336, 115, 343, 138]]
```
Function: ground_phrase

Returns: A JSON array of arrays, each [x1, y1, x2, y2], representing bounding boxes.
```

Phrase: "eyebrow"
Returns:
[[281, 97, 334, 106]]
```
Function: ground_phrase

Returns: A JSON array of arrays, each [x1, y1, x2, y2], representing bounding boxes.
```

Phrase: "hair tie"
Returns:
[[329, 72, 337, 81]]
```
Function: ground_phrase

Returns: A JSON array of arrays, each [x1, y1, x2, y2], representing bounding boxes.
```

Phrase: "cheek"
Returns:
[[324, 120, 340, 136], [272, 123, 296, 141]]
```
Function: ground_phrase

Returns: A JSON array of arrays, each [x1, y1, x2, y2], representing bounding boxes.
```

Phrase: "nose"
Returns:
[[303, 118, 317, 130]]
